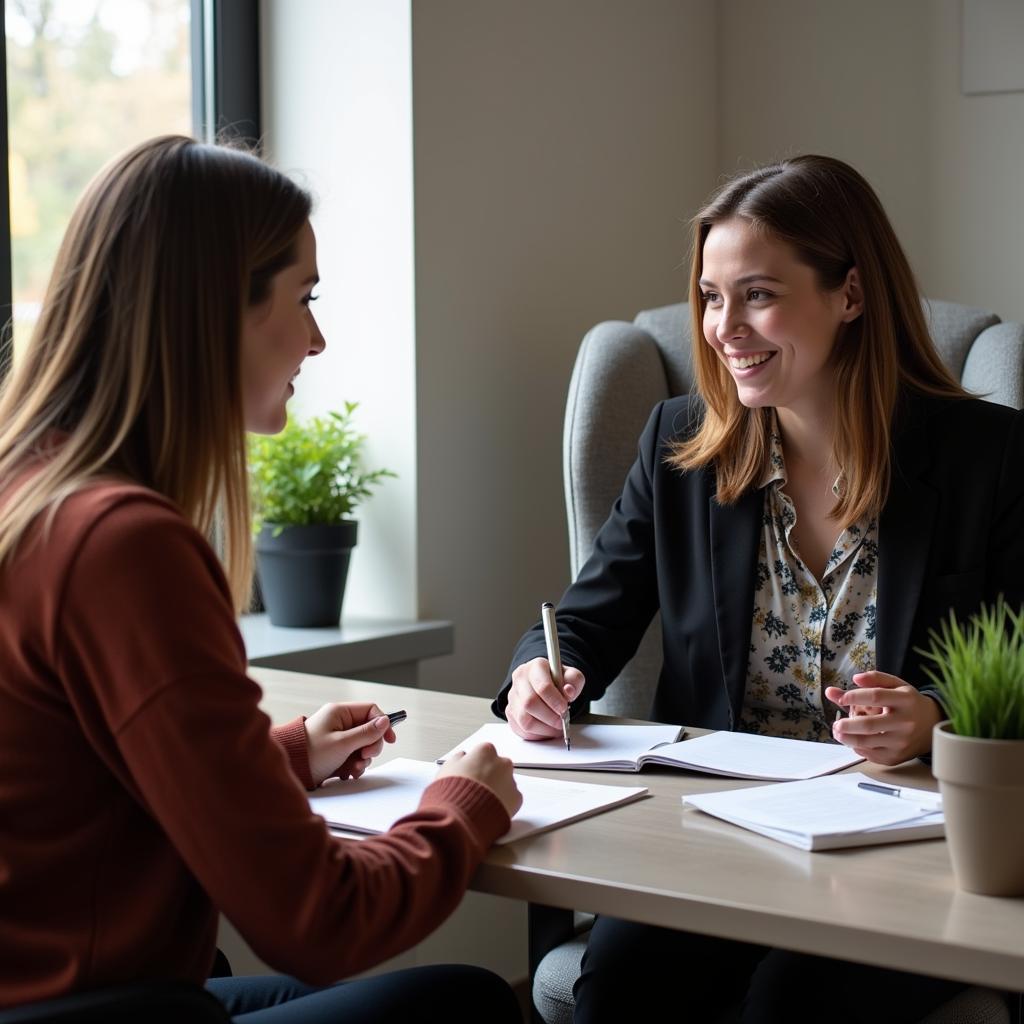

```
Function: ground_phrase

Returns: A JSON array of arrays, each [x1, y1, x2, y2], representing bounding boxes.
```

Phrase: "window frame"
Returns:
[[191, 0, 261, 145]]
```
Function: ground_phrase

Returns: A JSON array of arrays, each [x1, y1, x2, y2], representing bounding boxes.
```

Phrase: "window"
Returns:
[[5, 0, 192, 357], [1, 0, 259, 367]]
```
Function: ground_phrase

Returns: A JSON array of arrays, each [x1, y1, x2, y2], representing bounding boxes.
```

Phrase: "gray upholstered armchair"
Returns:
[[531, 299, 1023, 1024]]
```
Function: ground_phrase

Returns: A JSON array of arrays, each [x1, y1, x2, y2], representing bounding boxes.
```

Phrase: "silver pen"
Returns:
[[857, 781, 943, 812], [541, 602, 571, 751]]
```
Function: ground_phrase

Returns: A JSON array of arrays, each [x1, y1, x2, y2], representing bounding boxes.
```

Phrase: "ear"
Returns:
[[839, 266, 864, 324]]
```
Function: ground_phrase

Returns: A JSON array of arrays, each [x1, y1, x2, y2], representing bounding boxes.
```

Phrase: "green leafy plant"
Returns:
[[918, 597, 1024, 739], [248, 403, 395, 535]]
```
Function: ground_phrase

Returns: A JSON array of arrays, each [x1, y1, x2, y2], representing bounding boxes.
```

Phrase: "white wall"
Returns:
[[923, 0, 1024, 323], [260, 0, 418, 620], [412, 0, 718, 695], [260, 1, 719, 698], [260, 0, 1024, 692], [716, 0, 932, 291], [717, 0, 1024, 324]]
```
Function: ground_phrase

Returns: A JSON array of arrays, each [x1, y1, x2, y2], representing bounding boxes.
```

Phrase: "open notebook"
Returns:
[[439, 723, 683, 771], [441, 724, 863, 780], [683, 772, 945, 851], [309, 757, 648, 845]]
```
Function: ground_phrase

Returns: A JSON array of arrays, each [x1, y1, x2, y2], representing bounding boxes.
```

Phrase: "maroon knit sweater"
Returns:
[[0, 480, 508, 1007]]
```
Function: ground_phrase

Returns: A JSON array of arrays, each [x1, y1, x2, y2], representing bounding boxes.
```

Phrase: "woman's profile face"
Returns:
[[241, 220, 326, 434], [699, 216, 861, 418]]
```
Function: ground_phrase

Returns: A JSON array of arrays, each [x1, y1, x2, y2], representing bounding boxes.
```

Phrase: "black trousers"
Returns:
[[573, 916, 967, 1024], [207, 965, 521, 1023]]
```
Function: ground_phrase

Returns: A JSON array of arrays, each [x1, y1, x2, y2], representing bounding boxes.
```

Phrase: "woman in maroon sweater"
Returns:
[[0, 136, 522, 1022]]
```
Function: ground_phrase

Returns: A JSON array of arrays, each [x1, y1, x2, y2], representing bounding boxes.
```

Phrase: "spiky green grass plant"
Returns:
[[919, 597, 1024, 740]]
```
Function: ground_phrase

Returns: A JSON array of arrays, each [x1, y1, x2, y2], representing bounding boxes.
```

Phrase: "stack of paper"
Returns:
[[683, 772, 945, 850], [309, 757, 649, 845], [441, 724, 863, 781]]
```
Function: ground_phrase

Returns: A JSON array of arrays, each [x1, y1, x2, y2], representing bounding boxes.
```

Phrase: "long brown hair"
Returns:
[[0, 135, 312, 610], [672, 155, 966, 525]]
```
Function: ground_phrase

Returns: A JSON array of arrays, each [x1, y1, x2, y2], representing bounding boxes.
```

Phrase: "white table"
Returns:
[[254, 667, 1024, 994]]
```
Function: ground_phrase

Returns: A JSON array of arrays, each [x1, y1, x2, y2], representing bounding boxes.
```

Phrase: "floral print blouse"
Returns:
[[739, 418, 879, 742]]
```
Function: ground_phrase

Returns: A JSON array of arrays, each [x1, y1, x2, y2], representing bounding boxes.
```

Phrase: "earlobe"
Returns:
[[842, 266, 864, 323]]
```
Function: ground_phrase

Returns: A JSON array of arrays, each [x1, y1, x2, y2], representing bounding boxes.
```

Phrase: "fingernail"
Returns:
[[374, 715, 389, 729]]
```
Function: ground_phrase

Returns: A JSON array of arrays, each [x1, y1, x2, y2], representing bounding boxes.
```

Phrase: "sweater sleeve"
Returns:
[[271, 717, 315, 790], [55, 498, 510, 984]]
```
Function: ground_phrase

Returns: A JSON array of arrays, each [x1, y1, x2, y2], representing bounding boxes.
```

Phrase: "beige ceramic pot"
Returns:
[[932, 721, 1024, 896]]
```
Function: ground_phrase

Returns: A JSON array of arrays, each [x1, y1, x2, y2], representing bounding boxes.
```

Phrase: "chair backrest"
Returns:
[[563, 299, 1024, 718]]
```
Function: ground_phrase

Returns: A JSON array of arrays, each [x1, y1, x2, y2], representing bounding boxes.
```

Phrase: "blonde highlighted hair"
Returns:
[[0, 135, 312, 611], [671, 155, 967, 525]]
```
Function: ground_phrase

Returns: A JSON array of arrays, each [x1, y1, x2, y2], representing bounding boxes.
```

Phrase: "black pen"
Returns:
[[387, 710, 407, 727]]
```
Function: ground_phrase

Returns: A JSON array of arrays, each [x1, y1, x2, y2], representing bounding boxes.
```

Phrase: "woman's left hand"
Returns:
[[825, 672, 943, 766], [304, 702, 398, 786]]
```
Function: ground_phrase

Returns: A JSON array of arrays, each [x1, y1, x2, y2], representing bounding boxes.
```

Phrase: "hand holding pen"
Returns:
[[304, 702, 403, 787], [505, 606, 586, 742]]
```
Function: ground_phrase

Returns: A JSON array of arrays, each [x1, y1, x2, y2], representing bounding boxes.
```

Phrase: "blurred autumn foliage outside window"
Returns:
[[6, 0, 192, 356]]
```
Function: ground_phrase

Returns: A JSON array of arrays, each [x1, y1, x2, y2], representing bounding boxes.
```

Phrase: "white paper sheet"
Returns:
[[684, 772, 944, 836], [649, 731, 863, 780], [310, 757, 649, 845]]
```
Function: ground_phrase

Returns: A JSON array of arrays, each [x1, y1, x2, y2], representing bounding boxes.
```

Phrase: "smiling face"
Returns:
[[241, 220, 326, 434], [699, 217, 861, 421]]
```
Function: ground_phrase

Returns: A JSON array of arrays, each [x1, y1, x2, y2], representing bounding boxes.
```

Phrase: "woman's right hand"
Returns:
[[436, 743, 522, 818], [506, 657, 586, 741]]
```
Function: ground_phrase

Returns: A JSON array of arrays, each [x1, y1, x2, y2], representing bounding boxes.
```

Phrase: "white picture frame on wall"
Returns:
[[962, 0, 1024, 95]]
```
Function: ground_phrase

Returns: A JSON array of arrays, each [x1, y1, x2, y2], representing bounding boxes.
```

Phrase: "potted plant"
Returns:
[[920, 597, 1024, 895], [248, 403, 395, 627]]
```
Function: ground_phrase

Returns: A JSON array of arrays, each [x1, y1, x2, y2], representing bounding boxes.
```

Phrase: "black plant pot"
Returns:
[[255, 521, 358, 627]]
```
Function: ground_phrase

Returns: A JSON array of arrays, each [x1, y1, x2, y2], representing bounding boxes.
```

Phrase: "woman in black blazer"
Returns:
[[496, 156, 1024, 1024], [498, 391, 1023, 748]]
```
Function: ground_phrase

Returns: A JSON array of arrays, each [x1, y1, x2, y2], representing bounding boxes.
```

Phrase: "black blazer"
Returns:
[[495, 393, 1024, 730]]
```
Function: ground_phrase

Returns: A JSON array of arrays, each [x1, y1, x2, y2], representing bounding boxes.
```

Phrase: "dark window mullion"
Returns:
[[0, 0, 14, 376], [191, 0, 260, 146]]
